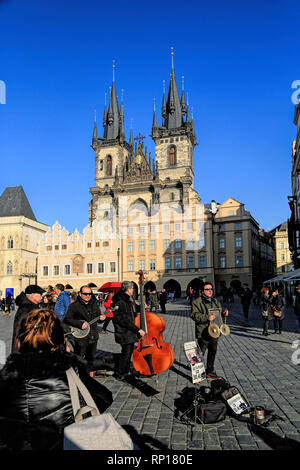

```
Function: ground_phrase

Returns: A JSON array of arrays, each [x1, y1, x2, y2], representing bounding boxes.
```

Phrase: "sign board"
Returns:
[[5, 288, 14, 298]]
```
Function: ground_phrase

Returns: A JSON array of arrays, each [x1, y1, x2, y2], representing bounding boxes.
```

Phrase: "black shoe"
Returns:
[[206, 371, 218, 379], [263, 332, 268, 336], [279, 331, 282, 334], [112, 373, 126, 381], [275, 331, 280, 334]]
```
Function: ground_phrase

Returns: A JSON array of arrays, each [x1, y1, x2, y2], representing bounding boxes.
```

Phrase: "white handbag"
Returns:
[[63, 367, 133, 450]]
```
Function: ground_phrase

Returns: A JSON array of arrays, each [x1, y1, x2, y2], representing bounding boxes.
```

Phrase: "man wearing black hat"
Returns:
[[11, 284, 45, 353]]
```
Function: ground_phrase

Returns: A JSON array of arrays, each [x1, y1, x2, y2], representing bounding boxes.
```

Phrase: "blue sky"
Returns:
[[0, 0, 299, 233]]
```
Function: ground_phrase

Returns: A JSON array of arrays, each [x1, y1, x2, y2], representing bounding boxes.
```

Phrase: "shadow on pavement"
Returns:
[[248, 423, 300, 450], [122, 424, 170, 451]]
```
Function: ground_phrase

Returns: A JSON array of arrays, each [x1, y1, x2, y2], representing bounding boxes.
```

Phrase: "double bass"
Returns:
[[132, 271, 174, 376]]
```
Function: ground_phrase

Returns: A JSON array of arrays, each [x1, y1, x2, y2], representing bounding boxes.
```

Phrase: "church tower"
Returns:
[[151, 49, 197, 188], [89, 62, 131, 222]]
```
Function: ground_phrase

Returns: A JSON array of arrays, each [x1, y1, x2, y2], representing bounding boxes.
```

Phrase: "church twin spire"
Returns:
[[92, 50, 196, 147]]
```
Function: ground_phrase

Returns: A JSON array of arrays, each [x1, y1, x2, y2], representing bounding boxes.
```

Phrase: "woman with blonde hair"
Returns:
[[0, 308, 113, 450]]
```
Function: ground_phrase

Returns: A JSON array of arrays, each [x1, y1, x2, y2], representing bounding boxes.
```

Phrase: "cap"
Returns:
[[25, 285, 45, 295]]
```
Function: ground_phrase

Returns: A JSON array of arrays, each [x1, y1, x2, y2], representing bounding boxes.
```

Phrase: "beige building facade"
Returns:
[[0, 186, 49, 297], [270, 222, 293, 274], [37, 220, 120, 291]]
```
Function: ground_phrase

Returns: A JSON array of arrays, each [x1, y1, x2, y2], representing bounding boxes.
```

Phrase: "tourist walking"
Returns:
[[101, 292, 114, 334], [260, 286, 273, 336], [270, 289, 285, 334], [240, 283, 252, 321], [149, 290, 159, 313], [0, 308, 113, 450], [294, 283, 300, 333], [158, 288, 168, 314]]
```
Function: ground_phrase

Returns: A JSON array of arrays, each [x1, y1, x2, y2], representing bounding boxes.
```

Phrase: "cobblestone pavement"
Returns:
[[1, 298, 300, 451]]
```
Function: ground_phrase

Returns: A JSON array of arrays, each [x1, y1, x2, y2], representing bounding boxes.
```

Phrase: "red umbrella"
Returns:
[[98, 282, 122, 293]]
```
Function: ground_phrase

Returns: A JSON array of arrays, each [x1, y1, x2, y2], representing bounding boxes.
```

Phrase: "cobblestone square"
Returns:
[[1, 297, 300, 450]]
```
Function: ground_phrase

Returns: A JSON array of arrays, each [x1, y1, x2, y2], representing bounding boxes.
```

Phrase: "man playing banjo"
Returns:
[[64, 285, 106, 372]]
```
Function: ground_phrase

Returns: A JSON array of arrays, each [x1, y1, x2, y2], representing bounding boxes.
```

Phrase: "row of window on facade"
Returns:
[[127, 254, 244, 272], [44, 241, 110, 252], [1, 236, 30, 249], [218, 222, 242, 231], [127, 222, 199, 234], [41, 262, 117, 277], [101, 146, 178, 176], [4, 260, 30, 275]]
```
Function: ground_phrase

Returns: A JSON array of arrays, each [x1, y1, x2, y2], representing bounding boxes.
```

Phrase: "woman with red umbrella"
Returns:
[[101, 292, 114, 334]]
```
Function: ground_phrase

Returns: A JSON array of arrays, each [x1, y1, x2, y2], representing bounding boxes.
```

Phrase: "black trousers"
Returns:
[[74, 340, 97, 371], [115, 343, 135, 377], [197, 337, 218, 373], [242, 302, 250, 319], [102, 317, 112, 331], [273, 318, 283, 332], [160, 302, 166, 314]]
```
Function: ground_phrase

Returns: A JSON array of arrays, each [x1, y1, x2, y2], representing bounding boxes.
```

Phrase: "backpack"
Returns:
[[220, 385, 283, 426]]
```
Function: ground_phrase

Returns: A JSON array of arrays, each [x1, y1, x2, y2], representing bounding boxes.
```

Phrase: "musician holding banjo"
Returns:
[[64, 285, 106, 372], [190, 282, 229, 379]]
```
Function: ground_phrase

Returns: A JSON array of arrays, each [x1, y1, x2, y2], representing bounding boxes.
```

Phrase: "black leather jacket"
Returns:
[[0, 350, 113, 450], [113, 292, 141, 345], [64, 296, 102, 343]]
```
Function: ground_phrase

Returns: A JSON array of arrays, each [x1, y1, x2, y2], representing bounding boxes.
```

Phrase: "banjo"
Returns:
[[67, 306, 119, 339]]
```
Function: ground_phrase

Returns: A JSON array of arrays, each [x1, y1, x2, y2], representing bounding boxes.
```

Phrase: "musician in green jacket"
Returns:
[[190, 282, 228, 379]]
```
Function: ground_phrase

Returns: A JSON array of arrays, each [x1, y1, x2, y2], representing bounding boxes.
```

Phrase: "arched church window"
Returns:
[[7, 236, 13, 249], [106, 155, 112, 176], [7, 261, 13, 275], [169, 146, 176, 167]]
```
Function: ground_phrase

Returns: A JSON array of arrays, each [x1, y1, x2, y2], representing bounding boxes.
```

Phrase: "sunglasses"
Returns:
[[81, 292, 92, 296], [204, 288, 213, 291]]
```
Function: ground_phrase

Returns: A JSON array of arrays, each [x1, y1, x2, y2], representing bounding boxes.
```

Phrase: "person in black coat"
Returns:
[[294, 284, 300, 333], [240, 283, 252, 321], [64, 285, 106, 372], [158, 288, 168, 314], [270, 289, 285, 334], [260, 286, 273, 336], [0, 308, 113, 450], [11, 284, 45, 353], [112, 281, 145, 380]]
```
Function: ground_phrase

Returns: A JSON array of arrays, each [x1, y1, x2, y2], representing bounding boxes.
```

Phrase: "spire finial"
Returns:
[[163, 79, 165, 94], [94, 109, 97, 122], [171, 46, 174, 70], [104, 92, 107, 106], [182, 75, 184, 91], [191, 106, 194, 120], [112, 60, 116, 82], [154, 97, 156, 111], [121, 88, 124, 103], [131, 117, 133, 129], [187, 92, 189, 106]]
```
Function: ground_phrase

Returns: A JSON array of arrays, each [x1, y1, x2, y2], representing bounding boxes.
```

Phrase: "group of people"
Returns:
[[1, 292, 15, 315], [1, 274, 298, 450]]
